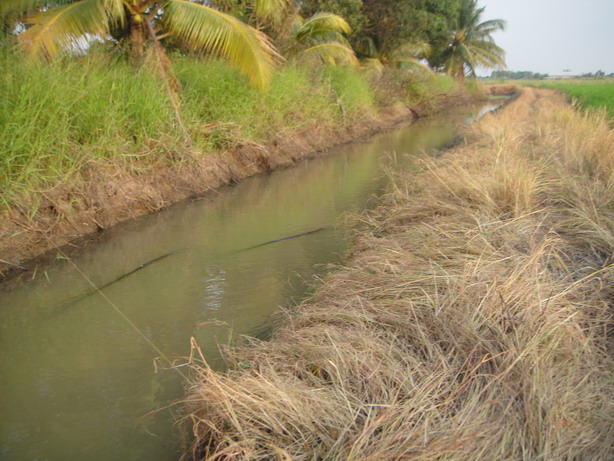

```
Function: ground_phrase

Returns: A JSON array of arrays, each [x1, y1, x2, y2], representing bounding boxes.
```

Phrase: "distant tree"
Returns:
[[359, 0, 460, 58], [491, 70, 547, 80], [435, 0, 506, 82], [581, 70, 607, 79], [300, 0, 460, 62]]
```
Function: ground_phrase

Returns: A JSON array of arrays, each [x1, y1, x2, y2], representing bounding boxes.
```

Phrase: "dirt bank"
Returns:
[[184, 87, 614, 459], [0, 90, 490, 278]]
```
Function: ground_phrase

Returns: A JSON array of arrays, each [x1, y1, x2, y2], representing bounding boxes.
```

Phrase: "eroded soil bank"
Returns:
[[0, 90, 488, 277], [184, 88, 614, 459]]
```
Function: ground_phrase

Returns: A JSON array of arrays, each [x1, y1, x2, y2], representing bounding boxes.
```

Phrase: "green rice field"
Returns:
[[528, 80, 614, 118]]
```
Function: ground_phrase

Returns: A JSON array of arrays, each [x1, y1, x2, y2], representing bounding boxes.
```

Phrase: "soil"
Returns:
[[0, 89, 506, 279]]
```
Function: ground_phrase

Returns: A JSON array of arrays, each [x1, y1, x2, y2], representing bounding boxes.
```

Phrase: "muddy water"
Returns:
[[0, 104, 498, 460]]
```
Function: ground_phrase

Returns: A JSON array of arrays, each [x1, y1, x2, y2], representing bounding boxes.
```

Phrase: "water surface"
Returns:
[[0, 104, 496, 460]]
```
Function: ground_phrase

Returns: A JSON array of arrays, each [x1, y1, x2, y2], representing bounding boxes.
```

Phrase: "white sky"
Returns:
[[478, 0, 614, 75]]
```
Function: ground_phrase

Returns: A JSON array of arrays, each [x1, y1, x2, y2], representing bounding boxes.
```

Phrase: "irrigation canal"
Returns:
[[0, 100, 501, 460]]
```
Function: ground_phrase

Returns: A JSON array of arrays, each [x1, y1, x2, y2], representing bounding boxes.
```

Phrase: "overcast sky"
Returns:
[[478, 0, 614, 76]]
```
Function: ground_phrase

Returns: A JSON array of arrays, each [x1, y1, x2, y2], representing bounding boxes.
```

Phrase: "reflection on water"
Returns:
[[0, 105, 492, 460]]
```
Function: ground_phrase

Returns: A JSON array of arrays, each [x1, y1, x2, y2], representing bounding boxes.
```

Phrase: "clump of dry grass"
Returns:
[[183, 88, 614, 460]]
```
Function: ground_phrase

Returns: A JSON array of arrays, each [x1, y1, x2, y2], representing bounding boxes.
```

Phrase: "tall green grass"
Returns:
[[0, 49, 458, 214], [323, 65, 375, 117], [175, 59, 377, 148], [527, 80, 614, 118], [0, 50, 179, 208], [174, 59, 341, 147], [375, 69, 459, 106]]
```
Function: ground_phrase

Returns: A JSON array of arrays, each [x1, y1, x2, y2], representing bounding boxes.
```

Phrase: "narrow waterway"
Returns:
[[0, 103, 499, 460]]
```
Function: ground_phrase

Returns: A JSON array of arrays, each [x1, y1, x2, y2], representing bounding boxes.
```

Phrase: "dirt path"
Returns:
[[183, 87, 614, 460]]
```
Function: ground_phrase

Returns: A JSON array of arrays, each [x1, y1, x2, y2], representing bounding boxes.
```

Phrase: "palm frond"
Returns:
[[469, 41, 506, 69], [387, 41, 432, 73], [391, 41, 431, 60], [394, 57, 433, 73], [287, 12, 356, 66], [294, 12, 351, 43], [1, 0, 76, 19], [2, 0, 123, 25], [358, 36, 378, 59], [300, 42, 358, 67], [252, 0, 290, 25], [459, 43, 477, 76], [102, 0, 124, 28], [475, 19, 506, 34], [360, 57, 384, 75], [443, 45, 465, 78], [163, 0, 280, 89], [18, 0, 109, 59]]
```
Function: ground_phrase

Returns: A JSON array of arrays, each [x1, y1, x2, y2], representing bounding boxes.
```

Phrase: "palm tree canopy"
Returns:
[[442, 0, 506, 80], [356, 36, 432, 74], [289, 12, 357, 67], [389, 41, 432, 72], [5, 0, 280, 89], [163, 1, 280, 89], [252, 0, 291, 25]]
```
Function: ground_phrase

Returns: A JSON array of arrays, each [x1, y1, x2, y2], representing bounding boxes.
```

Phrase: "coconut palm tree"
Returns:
[[247, 0, 356, 67], [2, 0, 281, 89], [284, 11, 357, 66], [439, 0, 505, 82], [359, 37, 432, 75]]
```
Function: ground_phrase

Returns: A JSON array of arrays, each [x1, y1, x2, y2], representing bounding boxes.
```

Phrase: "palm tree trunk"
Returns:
[[276, 1, 300, 52], [143, 17, 192, 146], [129, 16, 145, 63], [457, 63, 465, 84]]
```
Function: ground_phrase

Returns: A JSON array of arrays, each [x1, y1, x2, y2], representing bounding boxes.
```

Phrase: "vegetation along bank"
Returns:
[[0, 51, 479, 276], [0, 0, 504, 276], [183, 87, 614, 459]]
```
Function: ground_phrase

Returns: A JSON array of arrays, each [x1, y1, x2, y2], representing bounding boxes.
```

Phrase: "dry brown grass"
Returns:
[[182, 88, 614, 460]]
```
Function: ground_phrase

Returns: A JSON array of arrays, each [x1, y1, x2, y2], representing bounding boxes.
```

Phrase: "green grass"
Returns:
[[0, 49, 459, 214], [322, 65, 375, 118], [0, 53, 367, 208], [0, 50, 180, 208], [175, 58, 336, 144], [403, 72, 460, 104], [525, 80, 614, 118], [175, 59, 373, 147]]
